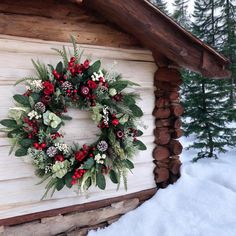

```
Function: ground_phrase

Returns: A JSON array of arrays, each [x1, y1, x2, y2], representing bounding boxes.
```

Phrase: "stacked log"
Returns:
[[153, 67, 183, 188]]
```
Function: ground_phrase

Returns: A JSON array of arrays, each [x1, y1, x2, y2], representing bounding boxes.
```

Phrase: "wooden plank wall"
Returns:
[[0, 35, 157, 219]]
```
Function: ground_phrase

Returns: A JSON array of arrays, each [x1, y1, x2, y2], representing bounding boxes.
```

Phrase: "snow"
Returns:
[[89, 137, 236, 236]]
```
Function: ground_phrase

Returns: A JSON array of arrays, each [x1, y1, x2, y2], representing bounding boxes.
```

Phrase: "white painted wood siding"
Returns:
[[0, 35, 157, 219]]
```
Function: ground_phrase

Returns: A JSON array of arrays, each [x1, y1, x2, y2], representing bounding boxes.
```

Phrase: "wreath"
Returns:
[[0, 38, 146, 198]]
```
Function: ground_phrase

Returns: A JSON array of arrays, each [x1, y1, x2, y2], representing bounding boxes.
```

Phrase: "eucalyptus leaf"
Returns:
[[124, 159, 134, 169], [13, 95, 30, 107], [129, 104, 143, 117], [96, 173, 106, 190], [83, 158, 95, 170], [134, 140, 147, 150], [19, 139, 33, 148], [109, 170, 119, 184], [0, 119, 17, 128], [15, 148, 28, 157]]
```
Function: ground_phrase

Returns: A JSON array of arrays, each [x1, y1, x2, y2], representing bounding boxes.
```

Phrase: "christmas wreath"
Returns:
[[0, 38, 146, 198]]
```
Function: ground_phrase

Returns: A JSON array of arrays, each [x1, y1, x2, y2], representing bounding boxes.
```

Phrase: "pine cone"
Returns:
[[61, 81, 73, 91], [46, 146, 58, 157], [97, 140, 108, 152], [34, 102, 46, 113]]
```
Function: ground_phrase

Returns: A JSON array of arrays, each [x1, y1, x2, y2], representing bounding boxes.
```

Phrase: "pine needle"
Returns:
[[52, 46, 69, 66], [31, 59, 48, 81]]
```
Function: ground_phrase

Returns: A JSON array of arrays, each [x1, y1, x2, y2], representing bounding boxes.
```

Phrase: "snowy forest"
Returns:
[[150, 0, 236, 161]]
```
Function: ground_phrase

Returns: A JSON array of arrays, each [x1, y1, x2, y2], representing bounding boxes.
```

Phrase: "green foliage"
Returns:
[[109, 170, 119, 184], [15, 148, 28, 157], [87, 60, 101, 76], [31, 59, 48, 81], [83, 158, 95, 170], [96, 173, 106, 190], [129, 104, 143, 117], [52, 46, 69, 66], [13, 94, 30, 107], [19, 139, 33, 148], [134, 140, 147, 150], [0, 119, 17, 128]]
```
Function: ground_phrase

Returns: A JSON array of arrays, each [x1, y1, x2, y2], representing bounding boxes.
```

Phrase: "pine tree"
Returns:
[[218, 0, 236, 109], [149, 0, 169, 14], [172, 0, 191, 29], [181, 0, 236, 161]]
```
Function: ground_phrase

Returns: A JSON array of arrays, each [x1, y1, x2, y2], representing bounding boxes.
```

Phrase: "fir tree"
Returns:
[[181, 0, 236, 161], [218, 0, 236, 109], [172, 0, 191, 29], [149, 0, 169, 14]]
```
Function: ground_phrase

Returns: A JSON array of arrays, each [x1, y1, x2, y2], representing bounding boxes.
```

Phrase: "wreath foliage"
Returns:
[[0, 38, 146, 198]]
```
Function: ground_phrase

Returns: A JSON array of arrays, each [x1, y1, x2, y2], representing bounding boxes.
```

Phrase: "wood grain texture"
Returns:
[[83, 0, 230, 78], [0, 0, 141, 48], [0, 36, 156, 220], [0, 188, 156, 226]]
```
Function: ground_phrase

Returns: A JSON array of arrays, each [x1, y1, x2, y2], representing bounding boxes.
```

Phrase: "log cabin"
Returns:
[[0, 0, 230, 235]]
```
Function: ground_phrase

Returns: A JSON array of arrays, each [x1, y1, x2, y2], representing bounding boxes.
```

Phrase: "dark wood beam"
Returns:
[[82, 0, 230, 78], [0, 188, 157, 226]]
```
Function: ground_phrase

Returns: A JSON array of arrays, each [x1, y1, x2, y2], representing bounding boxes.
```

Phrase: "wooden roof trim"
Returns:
[[144, 0, 229, 64], [80, 0, 230, 78]]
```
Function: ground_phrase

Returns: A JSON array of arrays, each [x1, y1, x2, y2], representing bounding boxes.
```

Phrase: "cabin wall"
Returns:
[[0, 36, 157, 222], [0, 1, 158, 233]]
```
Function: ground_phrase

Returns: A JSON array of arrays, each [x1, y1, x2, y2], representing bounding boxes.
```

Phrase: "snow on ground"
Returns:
[[89, 137, 236, 236]]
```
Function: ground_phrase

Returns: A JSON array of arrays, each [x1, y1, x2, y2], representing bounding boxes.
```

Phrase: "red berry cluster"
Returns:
[[68, 57, 90, 76], [71, 169, 86, 185], [75, 145, 96, 162], [43, 81, 54, 95], [23, 117, 38, 139], [51, 132, 63, 140], [33, 142, 46, 150]]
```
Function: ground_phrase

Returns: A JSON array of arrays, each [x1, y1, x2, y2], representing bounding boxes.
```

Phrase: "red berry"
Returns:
[[69, 61, 74, 67], [41, 143, 46, 149], [70, 57, 76, 62], [112, 119, 119, 126], [34, 143, 39, 149], [73, 89, 77, 93]]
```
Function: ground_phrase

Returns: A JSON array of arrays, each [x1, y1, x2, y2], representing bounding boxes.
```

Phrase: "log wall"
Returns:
[[0, 35, 157, 221], [153, 67, 183, 187]]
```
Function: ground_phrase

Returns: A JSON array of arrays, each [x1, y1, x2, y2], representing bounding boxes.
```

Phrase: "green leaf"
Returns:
[[13, 94, 30, 107], [19, 139, 33, 148], [129, 104, 143, 117], [96, 173, 106, 190], [55, 179, 65, 191], [0, 119, 17, 128], [56, 61, 63, 74], [136, 130, 143, 137], [30, 93, 40, 103], [112, 81, 128, 92], [109, 170, 119, 184], [65, 172, 73, 188], [87, 60, 101, 76], [134, 140, 147, 150], [123, 95, 136, 106], [15, 148, 28, 157], [83, 158, 95, 170], [124, 159, 134, 169], [60, 115, 72, 120]]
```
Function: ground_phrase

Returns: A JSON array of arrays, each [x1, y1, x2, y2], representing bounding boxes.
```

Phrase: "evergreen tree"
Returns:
[[181, 0, 236, 161], [172, 0, 191, 29], [218, 0, 236, 109], [149, 0, 169, 14]]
